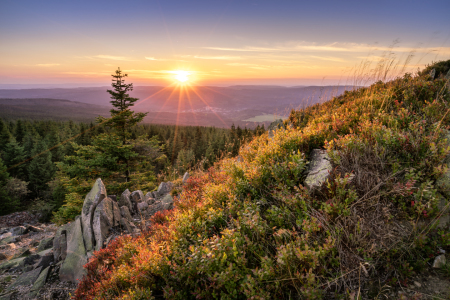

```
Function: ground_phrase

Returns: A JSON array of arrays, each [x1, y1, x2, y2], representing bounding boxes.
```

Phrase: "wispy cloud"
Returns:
[[93, 55, 135, 61], [36, 63, 60, 67], [194, 55, 242, 60], [309, 56, 346, 62]]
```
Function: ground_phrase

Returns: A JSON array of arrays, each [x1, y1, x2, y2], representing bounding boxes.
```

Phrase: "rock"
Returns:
[[35, 253, 54, 269], [112, 199, 121, 227], [0, 236, 17, 246], [0, 257, 25, 271], [109, 195, 117, 201], [29, 266, 50, 298], [137, 202, 149, 214], [118, 189, 133, 212], [81, 178, 107, 255], [53, 224, 68, 262], [182, 172, 190, 184], [156, 182, 173, 197], [120, 206, 133, 222], [92, 198, 114, 251], [131, 190, 144, 203], [25, 225, 44, 233], [304, 149, 332, 192], [59, 217, 87, 283], [37, 237, 54, 252], [144, 192, 155, 205], [10, 226, 26, 236], [7, 266, 42, 291], [268, 119, 285, 139], [0, 232, 12, 239], [161, 194, 174, 210], [0, 253, 6, 261], [432, 254, 446, 268], [0, 293, 12, 300], [15, 249, 31, 258], [22, 253, 41, 267], [120, 218, 133, 233], [414, 281, 421, 288]]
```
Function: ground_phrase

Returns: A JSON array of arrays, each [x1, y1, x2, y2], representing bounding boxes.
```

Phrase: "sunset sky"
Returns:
[[1, 0, 449, 87]]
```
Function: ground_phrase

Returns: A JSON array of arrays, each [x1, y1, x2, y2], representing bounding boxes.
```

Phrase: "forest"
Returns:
[[0, 116, 265, 221]]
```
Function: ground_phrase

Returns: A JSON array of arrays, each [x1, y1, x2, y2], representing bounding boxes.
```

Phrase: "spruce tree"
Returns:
[[28, 139, 54, 197], [98, 68, 148, 181], [0, 157, 18, 216], [0, 118, 11, 153], [3, 138, 27, 180], [15, 119, 26, 145]]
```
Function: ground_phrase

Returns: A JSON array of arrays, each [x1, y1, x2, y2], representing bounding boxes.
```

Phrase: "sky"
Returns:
[[1, 0, 449, 87]]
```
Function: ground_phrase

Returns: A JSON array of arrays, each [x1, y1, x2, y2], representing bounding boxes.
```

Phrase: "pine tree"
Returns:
[[3, 138, 27, 180], [47, 130, 64, 163], [0, 118, 11, 153], [15, 119, 26, 145], [98, 68, 148, 181], [0, 157, 18, 216], [28, 139, 54, 197]]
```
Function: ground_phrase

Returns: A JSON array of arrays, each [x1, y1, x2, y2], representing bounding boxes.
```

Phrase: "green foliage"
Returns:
[[28, 139, 54, 197], [0, 158, 18, 216], [2, 138, 27, 180]]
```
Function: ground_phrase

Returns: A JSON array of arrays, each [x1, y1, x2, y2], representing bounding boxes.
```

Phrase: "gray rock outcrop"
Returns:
[[118, 189, 133, 212], [59, 217, 87, 282], [304, 149, 332, 192]]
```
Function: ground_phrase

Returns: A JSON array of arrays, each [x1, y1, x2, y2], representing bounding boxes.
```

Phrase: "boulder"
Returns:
[[81, 178, 107, 255], [109, 195, 117, 201], [22, 253, 41, 268], [144, 192, 155, 205], [0, 236, 16, 246], [25, 225, 44, 233], [0, 232, 12, 240], [59, 217, 87, 283], [112, 199, 121, 227], [147, 202, 164, 218], [10, 226, 26, 236], [29, 266, 50, 298], [35, 252, 54, 269], [7, 266, 42, 291], [268, 119, 285, 139], [137, 202, 149, 214], [53, 224, 68, 262], [120, 206, 133, 222], [120, 218, 133, 233], [182, 172, 190, 184], [433, 254, 446, 268], [92, 198, 114, 251], [156, 182, 173, 197], [37, 237, 54, 252], [0, 253, 6, 261], [0, 257, 25, 271], [118, 189, 133, 212], [304, 149, 332, 192]]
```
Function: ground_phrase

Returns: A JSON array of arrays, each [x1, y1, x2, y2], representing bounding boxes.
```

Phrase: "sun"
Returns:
[[174, 70, 190, 83]]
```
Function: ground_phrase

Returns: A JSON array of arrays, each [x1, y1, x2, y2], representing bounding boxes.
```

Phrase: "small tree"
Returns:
[[98, 68, 147, 181]]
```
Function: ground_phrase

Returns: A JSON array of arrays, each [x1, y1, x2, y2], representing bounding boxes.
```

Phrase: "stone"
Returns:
[[144, 192, 155, 205], [0, 232, 12, 239], [120, 218, 133, 233], [156, 182, 173, 197], [25, 225, 44, 233], [29, 266, 50, 298], [0, 257, 25, 271], [9, 226, 26, 236], [432, 254, 446, 268], [59, 217, 87, 283], [120, 206, 132, 222], [137, 202, 149, 214], [53, 224, 68, 262], [147, 201, 165, 218], [92, 198, 114, 251], [0, 253, 6, 261], [118, 189, 133, 212], [0, 236, 16, 246], [161, 194, 174, 207], [304, 149, 332, 192], [268, 119, 285, 139], [35, 253, 54, 269], [81, 178, 107, 254], [112, 199, 121, 227], [414, 281, 421, 288], [182, 172, 190, 184], [0, 293, 12, 300], [37, 237, 54, 252], [109, 195, 117, 201], [22, 254, 41, 267], [7, 266, 42, 291], [131, 190, 144, 203], [15, 249, 31, 258]]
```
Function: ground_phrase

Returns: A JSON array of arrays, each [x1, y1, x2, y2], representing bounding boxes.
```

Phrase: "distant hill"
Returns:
[[0, 85, 354, 127], [0, 98, 110, 122]]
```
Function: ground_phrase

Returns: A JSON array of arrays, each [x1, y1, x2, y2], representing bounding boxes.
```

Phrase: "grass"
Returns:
[[74, 60, 450, 299]]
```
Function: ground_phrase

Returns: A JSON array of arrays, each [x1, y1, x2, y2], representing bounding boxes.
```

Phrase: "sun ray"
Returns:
[[184, 86, 199, 127], [188, 84, 228, 127]]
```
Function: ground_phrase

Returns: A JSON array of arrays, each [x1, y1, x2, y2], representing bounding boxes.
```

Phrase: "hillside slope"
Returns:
[[75, 63, 450, 299]]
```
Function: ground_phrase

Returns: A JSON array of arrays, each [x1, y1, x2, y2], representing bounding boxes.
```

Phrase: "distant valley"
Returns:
[[0, 85, 354, 127]]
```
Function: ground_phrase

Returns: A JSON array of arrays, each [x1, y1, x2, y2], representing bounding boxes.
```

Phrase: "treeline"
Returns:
[[0, 118, 265, 218]]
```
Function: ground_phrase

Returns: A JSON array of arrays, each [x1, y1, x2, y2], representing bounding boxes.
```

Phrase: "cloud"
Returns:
[[36, 63, 60, 67], [309, 56, 346, 62], [194, 55, 242, 60], [93, 55, 135, 61], [145, 57, 164, 61]]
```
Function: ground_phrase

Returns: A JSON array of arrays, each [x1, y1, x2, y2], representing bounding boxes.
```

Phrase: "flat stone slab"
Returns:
[[304, 149, 332, 192], [29, 266, 50, 298], [0, 257, 25, 271], [7, 266, 42, 291]]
